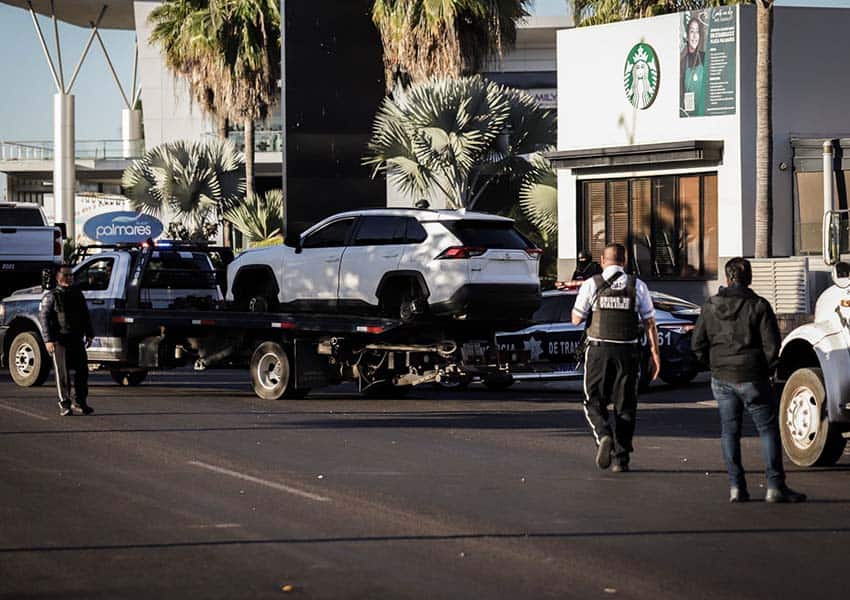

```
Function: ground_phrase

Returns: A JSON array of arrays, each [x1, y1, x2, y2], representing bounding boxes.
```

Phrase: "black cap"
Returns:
[[577, 251, 592, 262]]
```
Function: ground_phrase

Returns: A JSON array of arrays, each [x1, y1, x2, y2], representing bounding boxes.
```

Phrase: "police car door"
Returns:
[[72, 252, 126, 362]]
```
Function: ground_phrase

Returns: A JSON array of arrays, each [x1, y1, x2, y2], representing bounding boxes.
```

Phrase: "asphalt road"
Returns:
[[0, 370, 847, 599]]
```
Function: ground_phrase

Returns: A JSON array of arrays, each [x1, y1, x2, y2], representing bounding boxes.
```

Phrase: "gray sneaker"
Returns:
[[59, 406, 73, 417], [595, 435, 613, 470], [766, 485, 807, 503], [729, 487, 750, 503], [72, 403, 94, 416]]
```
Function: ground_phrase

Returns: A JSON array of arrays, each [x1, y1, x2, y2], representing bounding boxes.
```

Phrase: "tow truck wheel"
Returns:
[[250, 341, 304, 400], [8, 331, 51, 387], [482, 373, 514, 391], [109, 370, 148, 386], [780, 367, 847, 467]]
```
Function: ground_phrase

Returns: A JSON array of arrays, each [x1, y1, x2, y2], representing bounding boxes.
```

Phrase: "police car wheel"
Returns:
[[9, 331, 50, 388], [780, 367, 847, 467]]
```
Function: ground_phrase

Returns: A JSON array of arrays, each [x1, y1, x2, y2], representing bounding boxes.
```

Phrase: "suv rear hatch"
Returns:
[[441, 220, 539, 284]]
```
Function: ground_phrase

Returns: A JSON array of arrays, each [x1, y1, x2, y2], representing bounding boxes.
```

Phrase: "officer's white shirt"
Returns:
[[572, 265, 655, 343]]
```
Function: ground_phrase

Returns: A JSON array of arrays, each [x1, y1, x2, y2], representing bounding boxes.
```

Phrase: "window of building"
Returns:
[[581, 173, 718, 280]]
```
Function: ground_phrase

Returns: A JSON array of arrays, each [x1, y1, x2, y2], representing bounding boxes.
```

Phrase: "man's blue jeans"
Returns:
[[710, 378, 786, 490]]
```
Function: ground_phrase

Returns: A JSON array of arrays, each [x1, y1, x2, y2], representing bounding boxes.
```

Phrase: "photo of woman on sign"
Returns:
[[680, 14, 707, 117]]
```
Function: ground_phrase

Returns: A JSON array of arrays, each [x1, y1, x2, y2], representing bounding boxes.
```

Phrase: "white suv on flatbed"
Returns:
[[226, 209, 542, 320]]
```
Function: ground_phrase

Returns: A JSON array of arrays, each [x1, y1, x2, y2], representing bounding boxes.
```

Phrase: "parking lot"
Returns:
[[1, 370, 848, 599]]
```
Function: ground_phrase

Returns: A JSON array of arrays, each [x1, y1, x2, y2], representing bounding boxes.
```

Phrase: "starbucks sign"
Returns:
[[623, 43, 659, 110]]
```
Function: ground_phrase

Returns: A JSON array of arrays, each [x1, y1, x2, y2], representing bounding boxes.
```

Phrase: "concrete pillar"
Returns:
[[122, 108, 143, 159], [54, 92, 75, 239]]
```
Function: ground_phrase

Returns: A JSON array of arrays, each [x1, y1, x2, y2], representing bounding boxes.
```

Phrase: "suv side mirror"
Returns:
[[284, 233, 302, 253]]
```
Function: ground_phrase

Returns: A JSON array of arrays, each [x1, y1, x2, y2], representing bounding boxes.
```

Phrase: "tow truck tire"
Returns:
[[109, 370, 148, 386], [780, 367, 847, 467], [8, 331, 51, 388], [483, 373, 514, 391], [249, 341, 305, 400]]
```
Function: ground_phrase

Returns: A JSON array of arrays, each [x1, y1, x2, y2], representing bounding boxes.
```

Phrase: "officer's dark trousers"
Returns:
[[51, 337, 88, 409], [583, 343, 640, 463]]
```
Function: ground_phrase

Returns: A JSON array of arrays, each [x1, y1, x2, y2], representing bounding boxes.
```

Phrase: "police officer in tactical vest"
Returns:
[[39, 264, 95, 416], [572, 243, 660, 471]]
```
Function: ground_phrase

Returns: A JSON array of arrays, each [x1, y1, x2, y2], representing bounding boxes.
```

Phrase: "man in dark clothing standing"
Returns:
[[692, 257, 805, 503], [39, 264, 95, 416]]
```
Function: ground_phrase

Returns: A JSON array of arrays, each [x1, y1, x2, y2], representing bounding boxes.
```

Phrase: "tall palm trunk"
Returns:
[[218, 114, 233, 247], [755, 0, 773, 258], [245, 119, 255, 199]]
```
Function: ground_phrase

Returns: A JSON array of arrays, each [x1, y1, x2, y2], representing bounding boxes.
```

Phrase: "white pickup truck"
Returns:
[[0, 203, 63, 298]]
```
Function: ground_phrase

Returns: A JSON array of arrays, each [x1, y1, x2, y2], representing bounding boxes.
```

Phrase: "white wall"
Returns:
[[133, 1, 211, 149], [556, 8, 746, 265]]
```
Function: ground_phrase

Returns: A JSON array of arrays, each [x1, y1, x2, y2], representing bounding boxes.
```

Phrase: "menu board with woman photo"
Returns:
[[680, 7, 737, 118]]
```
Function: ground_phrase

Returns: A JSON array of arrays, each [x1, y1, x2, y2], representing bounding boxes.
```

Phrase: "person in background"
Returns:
[[556, 251, 603, 290], [691, 257, 806, 503], [39, 264, 95, 416]]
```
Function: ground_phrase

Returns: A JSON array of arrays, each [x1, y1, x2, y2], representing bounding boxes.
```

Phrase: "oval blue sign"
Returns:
[[83, 211, 164, 244]]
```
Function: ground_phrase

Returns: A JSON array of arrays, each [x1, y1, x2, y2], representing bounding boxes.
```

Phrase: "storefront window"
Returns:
[[581, 173, 718, 280], [795, 171, 836, 255]]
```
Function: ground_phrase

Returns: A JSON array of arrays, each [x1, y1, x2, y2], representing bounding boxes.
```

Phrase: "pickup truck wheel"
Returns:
[[110, 370, 148, 386], [780, 367, 847, 467], [250, 341, 306, 400], [9, 331, 50, 388]]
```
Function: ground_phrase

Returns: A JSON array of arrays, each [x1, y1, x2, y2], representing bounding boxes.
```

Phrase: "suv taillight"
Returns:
[[53, 228, 62, 256], [525, 248, 544, 258], [436, 246, 487, 259]]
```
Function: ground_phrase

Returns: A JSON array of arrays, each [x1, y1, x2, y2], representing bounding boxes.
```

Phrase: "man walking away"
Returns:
[[572, 243, 660, 472], [39, 264, 95, 416], [692, 257, 805, 503]]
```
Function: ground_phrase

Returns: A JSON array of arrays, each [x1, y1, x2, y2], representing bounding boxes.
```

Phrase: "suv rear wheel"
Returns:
[[381, 279, 427, 322]]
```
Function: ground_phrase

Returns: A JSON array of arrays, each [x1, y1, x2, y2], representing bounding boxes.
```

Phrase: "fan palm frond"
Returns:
[[223, 189, 284, 243]]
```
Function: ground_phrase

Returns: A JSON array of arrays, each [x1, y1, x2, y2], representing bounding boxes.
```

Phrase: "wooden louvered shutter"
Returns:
[[607, 180, 629, 247], [585, 181, 606, 261], [630, 179, 652, 277]]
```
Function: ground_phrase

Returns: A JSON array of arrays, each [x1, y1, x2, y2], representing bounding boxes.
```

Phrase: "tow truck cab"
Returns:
[[0, 241, 230, 387], [776, 210, 850, 466]]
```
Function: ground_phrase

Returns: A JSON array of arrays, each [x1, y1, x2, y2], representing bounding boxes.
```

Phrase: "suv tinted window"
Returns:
[[443, 221, 531, 249], [142, 252, 217, 289], [0, 207, 44, 226], [405, 218, 427, 243], [303, 218, 355, 248], [353, 216, 406, 246]]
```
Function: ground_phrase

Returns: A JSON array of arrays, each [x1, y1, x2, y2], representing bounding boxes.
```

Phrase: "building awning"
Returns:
[[545, 140, 724, 170], [0, 1, 135, 30]]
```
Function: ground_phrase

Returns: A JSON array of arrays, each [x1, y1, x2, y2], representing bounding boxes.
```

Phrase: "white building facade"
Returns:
[[550, 5, 850, 301]]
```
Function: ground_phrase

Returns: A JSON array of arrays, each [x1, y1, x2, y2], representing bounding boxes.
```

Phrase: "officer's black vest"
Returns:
[[586, 273, 640, 341], [53, 287, 79, 336]]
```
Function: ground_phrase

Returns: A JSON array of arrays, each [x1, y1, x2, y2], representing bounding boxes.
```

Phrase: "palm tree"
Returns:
[[519, 154, 558, 236], [123, 139, 245, 240], [364, 76, 555, 209], [148, 1, 280, 200], [372, 0, 531, 91], [224, 189, 285, 244], [754, 0, 772, 258]]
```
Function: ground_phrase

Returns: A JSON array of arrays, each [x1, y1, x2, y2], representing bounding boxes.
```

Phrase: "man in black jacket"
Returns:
[[39, 264, 94, 416], [692, 257, 804, 503]]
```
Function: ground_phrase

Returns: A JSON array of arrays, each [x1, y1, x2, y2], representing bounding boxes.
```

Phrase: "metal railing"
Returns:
[[208, 129, 283, 153], [0, 139, 145, 161]]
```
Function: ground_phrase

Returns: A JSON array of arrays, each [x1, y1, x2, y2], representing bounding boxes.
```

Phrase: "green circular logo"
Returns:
[[624, 43, 660, 110]]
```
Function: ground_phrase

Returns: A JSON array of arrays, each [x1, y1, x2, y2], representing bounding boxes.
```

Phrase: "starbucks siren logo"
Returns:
[[624, 43, 659, 109]]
